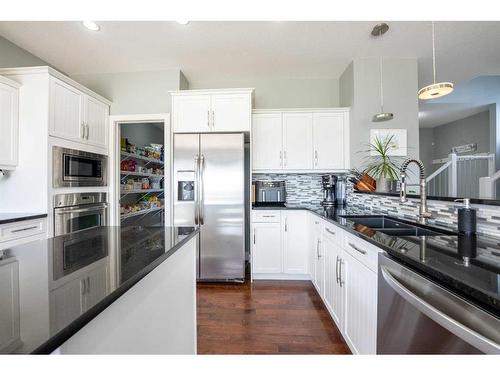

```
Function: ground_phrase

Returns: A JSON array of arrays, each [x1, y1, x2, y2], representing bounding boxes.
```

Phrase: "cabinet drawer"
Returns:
[[0, 218, 46, 244], [343, 233, 381, 273], [322, 222, 343, 244], [252, 210, 281, 223]]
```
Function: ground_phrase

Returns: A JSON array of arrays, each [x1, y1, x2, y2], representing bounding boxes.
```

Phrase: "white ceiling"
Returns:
[[1, 21, 500, 86]]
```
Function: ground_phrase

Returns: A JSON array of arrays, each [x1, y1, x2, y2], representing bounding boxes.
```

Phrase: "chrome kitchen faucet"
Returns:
[[400, 159, 432, 224]]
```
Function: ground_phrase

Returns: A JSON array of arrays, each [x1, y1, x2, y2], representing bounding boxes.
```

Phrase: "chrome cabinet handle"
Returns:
[[86, 123, 90, 140], [212, 110, 215, 129], [316, 239, 321, 259], [81, 122, 85, 139], [253, 228, 256, 244], [284, 151, 287, 167], [11, 225, 38, 233], [284, 216, 288, 232], [199, 154, 205, 225], [262, 215, 276, 218], [325, 227, 336, 236], [339, 259, 344, 287], [194, 155, 200, 225], [314, 150, 318, 166], [349, 242, 367, 255], [207, 110, 210, 128], [336, 256, 340, 284], [279, 151, 283, 167]]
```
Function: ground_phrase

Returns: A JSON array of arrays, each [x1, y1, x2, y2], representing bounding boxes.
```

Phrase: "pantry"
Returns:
[[119, 122, 166, 226]]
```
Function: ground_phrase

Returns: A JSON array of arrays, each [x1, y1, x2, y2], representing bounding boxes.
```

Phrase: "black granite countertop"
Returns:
[[0, 213, 48, 225], [0, 225, 198, 354], [253, 204, 500, 318]]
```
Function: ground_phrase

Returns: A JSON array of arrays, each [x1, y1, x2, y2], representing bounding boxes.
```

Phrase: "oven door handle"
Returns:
[[380, 265, 500, 354], [55, 204, 108, 215]]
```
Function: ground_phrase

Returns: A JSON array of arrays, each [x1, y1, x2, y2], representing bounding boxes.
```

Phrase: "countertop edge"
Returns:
[[31, 228, 199, 354], [0, 213, 48, 225]]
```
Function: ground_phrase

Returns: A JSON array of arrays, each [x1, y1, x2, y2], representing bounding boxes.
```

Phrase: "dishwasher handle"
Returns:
[[380, 265, 500, 354]]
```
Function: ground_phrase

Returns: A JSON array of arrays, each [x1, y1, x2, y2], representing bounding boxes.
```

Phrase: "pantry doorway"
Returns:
[[108, 114, 171, 227]]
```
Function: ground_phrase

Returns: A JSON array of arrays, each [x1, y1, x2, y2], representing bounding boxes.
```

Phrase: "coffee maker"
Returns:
[[321, 175, 347, 207], [321, 175, 337, 206]]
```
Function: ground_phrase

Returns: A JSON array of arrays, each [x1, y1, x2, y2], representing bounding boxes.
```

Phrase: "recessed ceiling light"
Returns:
[[82, 21, 100, 31], [176, 20, 189, 25]]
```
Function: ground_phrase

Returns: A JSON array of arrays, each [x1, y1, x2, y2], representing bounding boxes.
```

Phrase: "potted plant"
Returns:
[[362, 134, 402, 193]]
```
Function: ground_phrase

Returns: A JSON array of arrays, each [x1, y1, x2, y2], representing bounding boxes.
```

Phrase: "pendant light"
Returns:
[[372, 23, 394, 122], [418, 22, 454, 100]]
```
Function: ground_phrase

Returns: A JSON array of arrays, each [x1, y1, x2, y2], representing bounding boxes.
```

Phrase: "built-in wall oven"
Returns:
[[53, 146, 107, 188], [54, 193, 108, 237]]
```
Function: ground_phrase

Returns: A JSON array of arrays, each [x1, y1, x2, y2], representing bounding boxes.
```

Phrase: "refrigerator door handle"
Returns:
[[194, 154, 200, 225], [380, 265, 500, 354], [199, 154, 205, 225]]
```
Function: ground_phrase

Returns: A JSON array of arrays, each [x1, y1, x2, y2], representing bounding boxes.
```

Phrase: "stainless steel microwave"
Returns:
[[53, 146, 107, 188]]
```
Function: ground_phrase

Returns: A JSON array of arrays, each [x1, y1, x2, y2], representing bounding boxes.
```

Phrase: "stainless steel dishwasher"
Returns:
[[377, 253, 500, 354]]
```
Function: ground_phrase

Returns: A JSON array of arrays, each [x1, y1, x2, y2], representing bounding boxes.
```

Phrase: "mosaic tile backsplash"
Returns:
[[348, 192, 500, 238], [252, 173, 324, 208]]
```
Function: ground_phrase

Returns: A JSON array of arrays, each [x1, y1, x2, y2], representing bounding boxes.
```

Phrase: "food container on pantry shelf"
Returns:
[[141, 178, 151, 189], [133, 181, 142, 190], [150, 177, 162, 190], [136, 165, 144, 173]]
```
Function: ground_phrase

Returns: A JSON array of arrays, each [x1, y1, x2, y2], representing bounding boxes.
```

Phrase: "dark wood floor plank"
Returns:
[[197, 280, 351, 355]]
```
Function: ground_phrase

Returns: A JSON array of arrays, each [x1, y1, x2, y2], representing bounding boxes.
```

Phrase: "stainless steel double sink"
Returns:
[[340, 215, 456, 237]]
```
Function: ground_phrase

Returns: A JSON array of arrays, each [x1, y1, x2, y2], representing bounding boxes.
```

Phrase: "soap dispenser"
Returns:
[[454, 198, 477, 234]]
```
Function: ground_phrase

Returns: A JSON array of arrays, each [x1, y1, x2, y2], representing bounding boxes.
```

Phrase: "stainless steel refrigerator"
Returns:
[[173, 133, 245, 281]]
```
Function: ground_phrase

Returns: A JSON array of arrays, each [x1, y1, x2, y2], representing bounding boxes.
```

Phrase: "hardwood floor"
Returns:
[[197, 280, 351, 354]]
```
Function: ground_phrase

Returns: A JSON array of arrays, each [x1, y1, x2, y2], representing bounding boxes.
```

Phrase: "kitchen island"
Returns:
[[0, 225, 198, 354]]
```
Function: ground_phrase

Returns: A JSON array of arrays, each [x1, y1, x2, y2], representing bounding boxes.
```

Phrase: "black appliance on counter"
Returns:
[[253, 181, 286, 207], [321, 175, 347, 207]]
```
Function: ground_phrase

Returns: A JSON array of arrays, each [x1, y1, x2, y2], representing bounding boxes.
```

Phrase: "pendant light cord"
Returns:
[[379, 28, 384, 112], [432, 21, 436, 84]]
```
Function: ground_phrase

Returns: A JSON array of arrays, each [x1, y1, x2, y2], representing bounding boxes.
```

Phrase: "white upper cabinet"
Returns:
[[211, 93, 251, 132], [172, 94, 211, 133], [252, 113, 282, 170], [85, 95, 109, 149], [49, 78, 85, 142], [0, 76, 20, 171], [282, 112, 313, 170], [252, 108, 350, 172], [313, 112, 349, 170], [49, 76, 110, 150], [172, 89, 253, 133]]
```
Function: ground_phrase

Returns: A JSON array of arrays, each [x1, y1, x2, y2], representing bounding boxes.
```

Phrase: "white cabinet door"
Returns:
[[49, 78, 85, 142], [252, 113, 282, 170], [49, 277, 85, 334], [84, 263, 109, 310], [85, 95, 109, 149], [172, 94, 211, 133], [323, 231, 344, 330], [314, 234, 325, 296], [282, 112, 313, 170], [282, 211, 308, 275], [313, 112, 347, 170], [211, 93, 251, 132], [0, 259, 20, 353], [343, 252, 378, 354], [0, 81, 19, 169], [252, 222, 282, 274]]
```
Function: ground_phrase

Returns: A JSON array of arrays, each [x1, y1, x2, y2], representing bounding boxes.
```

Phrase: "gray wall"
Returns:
[[340, 58, 419, 171], [189, 77, 340, 108], [72, 70, 185, 115], [121, 122, 164, 149], [419, 110, 491, 174], [0, 35, 48, 68]]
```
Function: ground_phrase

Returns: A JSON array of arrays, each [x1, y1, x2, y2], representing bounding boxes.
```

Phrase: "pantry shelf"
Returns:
[[120, 188, 164, 195], [121, 151, 164, 165], [120, 207, 164, 220], [120, 171, 164, 179]]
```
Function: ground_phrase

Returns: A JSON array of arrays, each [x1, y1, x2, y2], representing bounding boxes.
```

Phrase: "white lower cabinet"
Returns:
[[252, 221, 282, 274], [342, 251, 378, 354], [282, 211, 308, 274], [322, 225, 344, 330], [0, 258, 20, 353]]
